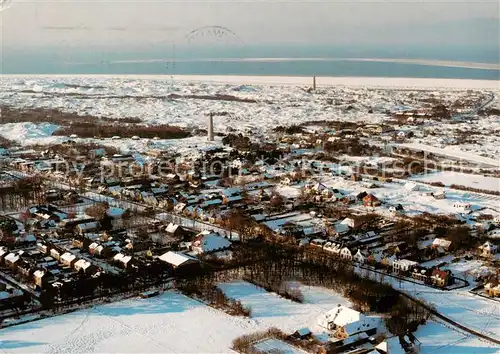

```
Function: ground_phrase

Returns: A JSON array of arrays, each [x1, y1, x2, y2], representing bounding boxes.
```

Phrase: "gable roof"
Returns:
[[159, 251, 199, 267]]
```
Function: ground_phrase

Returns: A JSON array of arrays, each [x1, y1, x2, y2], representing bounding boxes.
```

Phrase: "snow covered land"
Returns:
[[1, 75, 499, 353], [1, 75, 499, 161], [2, 283, 498, 353], [0, 283, 352, 353]]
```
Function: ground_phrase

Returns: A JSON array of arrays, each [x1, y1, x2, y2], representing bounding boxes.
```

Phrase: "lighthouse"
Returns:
[[208, 113, 214, 141]]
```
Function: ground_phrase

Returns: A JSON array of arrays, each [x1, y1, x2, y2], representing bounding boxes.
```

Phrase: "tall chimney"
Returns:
[[208, 113, 214, 141], [313, 75, 316, 91]]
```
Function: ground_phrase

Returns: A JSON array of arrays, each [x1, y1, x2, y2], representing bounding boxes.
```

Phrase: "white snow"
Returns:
[[3, 74, 498, 89], [411, 171, 500, 193], [0, 122, 63, 145], [399, 143, 499, 167], [0, 283, 354, 353], [388, 321, 500, 354]]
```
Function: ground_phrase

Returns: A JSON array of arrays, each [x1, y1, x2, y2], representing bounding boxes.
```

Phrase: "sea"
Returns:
[[2, 44, 499, 80]]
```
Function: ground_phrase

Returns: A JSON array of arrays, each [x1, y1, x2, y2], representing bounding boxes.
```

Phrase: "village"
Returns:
[[0, 78, 499, 353]]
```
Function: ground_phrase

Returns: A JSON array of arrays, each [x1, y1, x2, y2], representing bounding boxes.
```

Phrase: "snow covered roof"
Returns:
[[432, 238, 452, 249], [76, 222, 100, 231], [159, 251, 199, 267], [60, 252, 76, 263], [341, 218, 355, 227], [33, 269, 45, 278], [317, 306, 376, 335], [74, 259, 92, 270], [335, 223, 350, 234], [192, 233, 231, 253], [165, 223, 180, 234], [5, 253, 20, 263]]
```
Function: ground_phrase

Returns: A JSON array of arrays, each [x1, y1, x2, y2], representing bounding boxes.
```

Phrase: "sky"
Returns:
[[1, 0, 499, 50]]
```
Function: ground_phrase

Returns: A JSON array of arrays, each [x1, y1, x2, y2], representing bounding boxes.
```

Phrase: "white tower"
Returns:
[[208, 114, 214, 141]]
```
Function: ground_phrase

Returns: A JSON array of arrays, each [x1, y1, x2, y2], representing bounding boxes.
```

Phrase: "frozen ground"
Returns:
[[1, 281, 498, 353], [0, 291, 254, 353], [310, 175, 500, 217], [388, 321, 500, 354], [357, 266, 500, 342], [411, 171, 500, 193], [0, 283, 353, 353], [1, 76, 499, 163], [3, 74, 498, 89], [398, 143, 499, 167]]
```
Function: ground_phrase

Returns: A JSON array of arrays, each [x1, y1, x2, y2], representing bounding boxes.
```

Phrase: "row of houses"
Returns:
[[311, 241, 454, 288]]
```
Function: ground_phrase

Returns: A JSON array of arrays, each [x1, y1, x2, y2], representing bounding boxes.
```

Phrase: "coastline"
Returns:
[[1, 74, 498, 89]]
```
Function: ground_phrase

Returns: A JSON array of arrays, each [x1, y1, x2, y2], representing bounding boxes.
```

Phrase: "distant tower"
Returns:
[[313, 75, 316, 91], [208, 113, 214, 141]]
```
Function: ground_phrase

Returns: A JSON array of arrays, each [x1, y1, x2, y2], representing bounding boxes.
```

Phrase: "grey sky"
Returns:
[[1, 0, 499, 50]]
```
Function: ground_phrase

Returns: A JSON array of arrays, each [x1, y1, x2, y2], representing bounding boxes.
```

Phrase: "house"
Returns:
[[432, 190, 446, 199], [479, 241, 498, 257], [88, 242, 100, 255], [351, 174, 362, 182], [404, 182, 419, 192], [191, 231, 231, 255], [113, 253, 133, 269], [432, 238, 452, 253], [75, 221, 101, 235], [4, 252, 20, 269], [317, 306, 377, 339], [363, 194, 381, 207], [50, 248, 61, 261], [60, 252, 77, 267], [430, 268, 454, 287], [74, 259, 93, 274], [165, 223, 186, 238], [353, 249, 366, 264], [292, 328, 312, 340], [0, 247, 9, 264], [33, 269, 52, 289], [393, 259, 418, 273], [341, 217, 356, 229], [381, 254, 397, 268], [484, 277, 500, 297], [453, 201, 472, 213], [158, 251, 200, 270], [389, 204, 404, 215], [334, 222, 351, 235], [340, 247, 352, 260]]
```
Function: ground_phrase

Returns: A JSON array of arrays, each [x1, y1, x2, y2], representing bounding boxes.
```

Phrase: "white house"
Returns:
[[74, 259, 92, 273], [341, 218, 356, 229], [353, 249, 366, 264], [159, 251, 200, 269], [453, 202, 472, 213], [432, 238, 452, 251], [340, 247, 352, 260], [479, 241, 498, 257], [60, 252, 77, 267], [404, 182, 419, 192], [317, 306, 377, 339], [393, 259, 418, 273]]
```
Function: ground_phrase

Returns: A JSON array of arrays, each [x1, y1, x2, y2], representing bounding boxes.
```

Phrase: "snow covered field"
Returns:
[[399, 143, 499, 168], [1, 281, 498, 353], [388, 321, 500, 354], [411, 171, 500, 193], [0, 283, 353, 353], [358, 266, 500, 342], [3, 74, 499, 89], [307, 175, 500, 217]]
